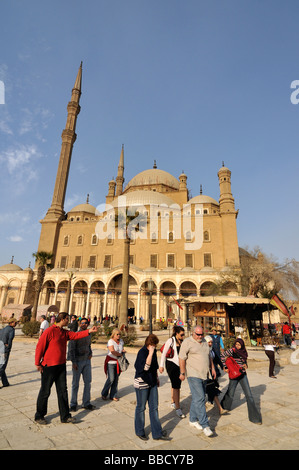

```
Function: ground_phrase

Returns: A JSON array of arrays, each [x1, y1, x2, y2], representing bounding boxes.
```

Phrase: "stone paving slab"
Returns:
[[0, 338, 299, 453]]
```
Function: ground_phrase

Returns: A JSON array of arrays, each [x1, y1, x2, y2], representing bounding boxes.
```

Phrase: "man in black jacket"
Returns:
[[0, 317, 18, 387]]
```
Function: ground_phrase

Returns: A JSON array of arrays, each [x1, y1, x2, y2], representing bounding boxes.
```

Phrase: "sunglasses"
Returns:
[[194, 332, 203, 336]]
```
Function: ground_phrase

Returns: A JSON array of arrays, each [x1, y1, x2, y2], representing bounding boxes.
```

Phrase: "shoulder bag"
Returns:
[[118, 353, 130, 372], [225, 356, 243, 379], [160, 337, 174, 358]]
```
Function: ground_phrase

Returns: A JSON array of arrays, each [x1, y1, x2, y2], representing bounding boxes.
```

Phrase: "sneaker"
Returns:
[[175, 408, 186, 418], [203, 427, 213, 437], [189, 421, 203, 431], [171, 402, 176, 409]]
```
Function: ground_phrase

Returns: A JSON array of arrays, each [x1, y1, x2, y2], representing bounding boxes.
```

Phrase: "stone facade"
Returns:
[[0, 64, 247, 329]]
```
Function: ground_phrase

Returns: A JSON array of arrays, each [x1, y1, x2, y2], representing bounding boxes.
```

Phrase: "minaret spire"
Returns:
[[115, 144, 124, 196], [37, 63, 83, 265], [45, 62, 82, 219]]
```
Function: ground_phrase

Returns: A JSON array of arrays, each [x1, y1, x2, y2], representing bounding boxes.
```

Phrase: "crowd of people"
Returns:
[[1, 313, 297, 440]]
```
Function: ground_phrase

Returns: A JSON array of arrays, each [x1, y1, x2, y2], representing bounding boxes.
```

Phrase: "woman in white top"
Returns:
[[159, 325, 186, 418], [101, 328, 125, 400], [262, 330, 277, 378]]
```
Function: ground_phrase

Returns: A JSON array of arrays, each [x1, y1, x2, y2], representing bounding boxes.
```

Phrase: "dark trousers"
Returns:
[[35, 364, 71, 422], [265, 350, 275, 377], [0, 353, 10, 386]]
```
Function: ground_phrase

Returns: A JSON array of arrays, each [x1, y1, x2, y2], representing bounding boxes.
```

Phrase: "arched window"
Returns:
[[204, 230, 210, 242], [168, 231, 174, 243]]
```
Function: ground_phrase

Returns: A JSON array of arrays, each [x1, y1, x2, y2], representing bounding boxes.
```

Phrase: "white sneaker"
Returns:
[[171, 402, 176, 409], [189, 421, 203, 430], [203, 427, 213, 437], [175, 408, 186, 418]]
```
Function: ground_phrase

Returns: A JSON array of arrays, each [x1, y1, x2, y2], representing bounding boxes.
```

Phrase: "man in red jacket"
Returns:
[[34, 312, 97, 424]]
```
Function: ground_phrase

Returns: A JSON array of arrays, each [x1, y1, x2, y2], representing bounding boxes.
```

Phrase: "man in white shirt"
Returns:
[[39, 315, 49, 337]]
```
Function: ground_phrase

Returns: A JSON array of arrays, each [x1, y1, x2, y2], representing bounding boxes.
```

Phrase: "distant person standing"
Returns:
[[210, 328, 224, 377], [282, 322, 292, 347], [69, 315, 78, 332], [39, 315, 49, 337], [0, 318, 18, 387], [34, 312, 97, 424], [262, 331, 277, 378]]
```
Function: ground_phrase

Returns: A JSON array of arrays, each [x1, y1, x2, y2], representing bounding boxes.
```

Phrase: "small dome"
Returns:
[[0, 263, 23, 272], [68, 203, 97, 215], [125, 169, 180, 191], [187, 195, 219, 206]]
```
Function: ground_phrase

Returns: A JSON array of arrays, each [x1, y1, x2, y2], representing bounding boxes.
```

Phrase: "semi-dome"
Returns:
[[0, 263, 23, 272], [68, 203, 97, 215], [187, 194, 219, 206], [124, 169, 180, 192], [109, 190, 177, 208]]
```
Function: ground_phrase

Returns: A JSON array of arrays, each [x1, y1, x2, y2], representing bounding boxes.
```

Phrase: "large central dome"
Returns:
[[124, 168, 180, 192]]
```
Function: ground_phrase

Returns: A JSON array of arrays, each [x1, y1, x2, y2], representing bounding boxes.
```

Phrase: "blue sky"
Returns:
[[0, 0, 299, 268]]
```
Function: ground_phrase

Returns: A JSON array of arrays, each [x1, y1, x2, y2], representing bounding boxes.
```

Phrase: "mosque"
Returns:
[[0, 63, 270, 339]]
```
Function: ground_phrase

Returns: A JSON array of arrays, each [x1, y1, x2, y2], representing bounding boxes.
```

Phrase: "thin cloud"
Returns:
[[7, 235, 23, 242], [0, 144, 40, 175]]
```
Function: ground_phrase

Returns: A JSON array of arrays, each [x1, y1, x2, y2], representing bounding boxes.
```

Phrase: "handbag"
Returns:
[[225, 356, 243, 379], [118, 353, 129, 372], [160, 338, 174, 358]]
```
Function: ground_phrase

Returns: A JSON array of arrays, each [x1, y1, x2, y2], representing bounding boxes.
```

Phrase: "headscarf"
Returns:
[[204, 335, 213, 351], [233, 338, 248, 362]]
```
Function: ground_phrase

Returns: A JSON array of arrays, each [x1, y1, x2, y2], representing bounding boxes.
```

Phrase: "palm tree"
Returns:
[[31, 251, 53, 321], [115, 208, 146, 330]]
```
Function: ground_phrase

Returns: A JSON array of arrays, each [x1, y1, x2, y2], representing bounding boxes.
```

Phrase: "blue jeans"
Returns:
[[187, 377, 209, 428], [135, 386, 163, 439], [101, 362, 119, 399], [70, 359, 92, 408], [221, 373, 262, 423]]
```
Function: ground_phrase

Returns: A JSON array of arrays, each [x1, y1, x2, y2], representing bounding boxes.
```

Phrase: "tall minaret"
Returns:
[[217, 163, 240, 267], [115, 144, 124, 196], [37, 63, 82, 263], [218, 162, 235, 213], [45, 62, 82, 219]]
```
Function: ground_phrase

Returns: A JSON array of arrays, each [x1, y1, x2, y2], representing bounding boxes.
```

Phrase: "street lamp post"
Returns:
[[148, 278, 154, 335]]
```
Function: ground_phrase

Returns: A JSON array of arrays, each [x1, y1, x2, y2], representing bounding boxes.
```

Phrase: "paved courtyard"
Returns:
[[1, 336, 299, 452]]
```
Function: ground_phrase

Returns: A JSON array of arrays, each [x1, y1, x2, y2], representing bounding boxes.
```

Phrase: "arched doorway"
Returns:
[[72, 280, 88, 317], [107, 274, 137, 320], [160, 281, 176, 319], [90, 280, 105, 320], [42, 280, 55, 305], [200, 281, 217, 296]]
